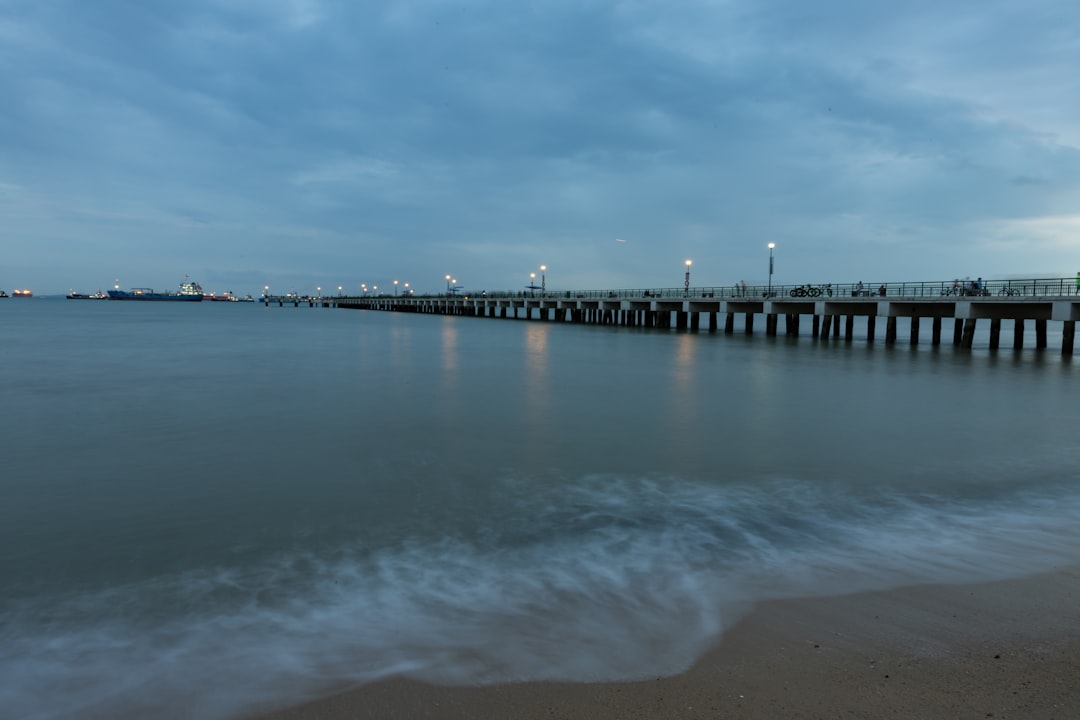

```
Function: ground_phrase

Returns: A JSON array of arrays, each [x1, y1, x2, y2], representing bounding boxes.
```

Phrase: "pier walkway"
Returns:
[[265, 278, 1080, 355]]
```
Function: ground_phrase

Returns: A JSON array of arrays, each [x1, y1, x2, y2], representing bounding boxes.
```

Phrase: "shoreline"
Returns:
[[250, 566, 1080, 719]]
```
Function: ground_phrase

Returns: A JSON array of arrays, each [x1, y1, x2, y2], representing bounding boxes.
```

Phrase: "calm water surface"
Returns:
[[1, 299, 1077, 719]]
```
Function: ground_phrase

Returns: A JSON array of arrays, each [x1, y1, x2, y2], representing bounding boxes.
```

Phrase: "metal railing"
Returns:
[[383, 277, 1077, 302]]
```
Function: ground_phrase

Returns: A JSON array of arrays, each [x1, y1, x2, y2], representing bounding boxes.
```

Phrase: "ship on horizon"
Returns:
[[67, 289, 109, 300], [107, 279, 204, 302]]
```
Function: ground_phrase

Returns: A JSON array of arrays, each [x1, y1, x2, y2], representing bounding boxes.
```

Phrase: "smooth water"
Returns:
[[1, 299, 1077, 719]]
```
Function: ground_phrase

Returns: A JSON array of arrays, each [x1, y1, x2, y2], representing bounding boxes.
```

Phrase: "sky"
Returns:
[[2, 0, 1079, 296]]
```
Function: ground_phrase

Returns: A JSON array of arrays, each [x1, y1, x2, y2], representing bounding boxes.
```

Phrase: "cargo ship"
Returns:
[[107, 280, 204, 301], [67, 289, 109, 300], [12, 289, 32, 298]]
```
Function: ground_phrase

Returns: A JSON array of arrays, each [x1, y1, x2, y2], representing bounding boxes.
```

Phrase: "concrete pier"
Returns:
[[311, 292, 1080, 356]]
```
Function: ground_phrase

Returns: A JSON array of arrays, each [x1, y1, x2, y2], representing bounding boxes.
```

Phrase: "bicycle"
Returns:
[[789, 284, 833, 298], [998, 287, 1021, 296]]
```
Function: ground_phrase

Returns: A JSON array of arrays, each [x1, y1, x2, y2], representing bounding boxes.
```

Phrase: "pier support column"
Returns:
[[962, 318, 978, 349], [989, 319, 1001, 350], [867, 315, 876, 342], [885, 317, 897, 344], [785, 314, 798, 336], [709, 312, 718, 332], [812, 315, 821, 338], [1013, 319, 1025, 349], [690, 312, 700, 331], [744, 312, 754, 335], [1063, 320, 1076, 356], [725, 312, 735, 334], [931, 317, 942, 346], [953, 319, 964, 345], [821, 315, 832, 340], [845, 315, 854, 341], [1036, 319, 1047, 349], [910, 316, 920, 346], [833, 316, 841, 338], [766, 314, 777, 336]]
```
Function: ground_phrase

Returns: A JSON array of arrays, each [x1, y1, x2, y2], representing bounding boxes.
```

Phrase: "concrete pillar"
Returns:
[[1063, 320, 1076, 355], [845, 315, 854, 341], [690, 312, 700, 331], [989, 319, 1001, 350], [910, 316, 920, 345], [744, 312, 754, 334], [812, 315, 821, 338], [709, 312, 718, 332], [676, 311, 687, 330], [766, 314, 777, 336], [962, 318, 977, 349], [885, 317, 897, 344], [725, 312, 735, 334], [833, 315, 841, 338], [1036, 319, 1047, 349], [953, 318, 964, 345], [867, 315, 876, 342], [1013, 319, 1024, 349], [931, 317, 942, 346], [821, 314, 832, 339]]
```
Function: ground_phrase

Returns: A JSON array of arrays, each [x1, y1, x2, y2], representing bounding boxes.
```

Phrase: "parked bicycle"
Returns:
[[998, 286, 1022, 296], [789, 284, 833, 297]]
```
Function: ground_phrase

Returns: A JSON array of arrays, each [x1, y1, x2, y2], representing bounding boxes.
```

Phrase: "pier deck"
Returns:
[[265, 281, 1080, 355]]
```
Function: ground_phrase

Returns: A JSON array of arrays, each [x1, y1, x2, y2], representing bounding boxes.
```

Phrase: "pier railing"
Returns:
[[398, 277, 1076, 301]]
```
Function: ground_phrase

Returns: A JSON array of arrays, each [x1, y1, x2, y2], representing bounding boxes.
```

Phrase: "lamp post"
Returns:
[[338, 285, 342, 296], [684, 259, 692, 297], [767, 243, 776, 296], [540, 264, 547, 297], [317, 286, 321, 298], [529, 272, 536, 297], [404, 282, 410, 295], [445, 274, 452, 296], [393, 280, 399, 296]]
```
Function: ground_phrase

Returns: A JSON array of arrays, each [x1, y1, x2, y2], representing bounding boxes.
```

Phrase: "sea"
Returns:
[[1, 298, 1078, 720]]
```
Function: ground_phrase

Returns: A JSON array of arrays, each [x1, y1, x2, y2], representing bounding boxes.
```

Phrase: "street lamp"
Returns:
[[394, 280, 399, 296], [684, 259, 692, 296], [540, 264, 547, 297], [317, 286, 321, 298], [338, 285, 342, 296], [767, 243, 776, 296], [445, 274, 452, 296], [404, 282, 410, 295]]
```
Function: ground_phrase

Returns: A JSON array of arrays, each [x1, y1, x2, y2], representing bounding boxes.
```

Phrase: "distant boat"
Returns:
[[203, 290, 240, 302], [0, 290, 8, 298], [67, 289, 109, 300], [12, 289, 32, 298], [107, 280, 204, 302]]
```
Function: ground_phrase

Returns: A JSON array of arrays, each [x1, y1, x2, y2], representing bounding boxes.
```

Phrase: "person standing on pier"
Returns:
[[1075, 271, 1079, 294]]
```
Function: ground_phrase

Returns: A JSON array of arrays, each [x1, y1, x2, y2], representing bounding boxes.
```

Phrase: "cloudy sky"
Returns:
[[2, 0, 1078, 296]]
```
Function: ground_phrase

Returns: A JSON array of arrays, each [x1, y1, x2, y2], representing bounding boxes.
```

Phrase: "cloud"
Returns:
[[3, 0, 1079, 293]]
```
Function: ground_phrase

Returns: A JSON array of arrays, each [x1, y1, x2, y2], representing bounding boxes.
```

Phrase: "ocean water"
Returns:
[[1, 298, 1078, 719]]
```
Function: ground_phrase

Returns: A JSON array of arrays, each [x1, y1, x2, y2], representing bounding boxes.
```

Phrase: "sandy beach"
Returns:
[[251, 566, 1080, 720]]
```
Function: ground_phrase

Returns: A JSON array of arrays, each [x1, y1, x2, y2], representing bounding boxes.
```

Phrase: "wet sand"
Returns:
[[251, 566, 1080, 719]]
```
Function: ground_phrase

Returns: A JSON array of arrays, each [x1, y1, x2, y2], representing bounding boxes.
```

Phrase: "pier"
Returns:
[[265, 278, 1080, 355]]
